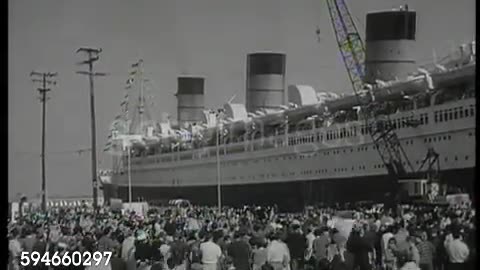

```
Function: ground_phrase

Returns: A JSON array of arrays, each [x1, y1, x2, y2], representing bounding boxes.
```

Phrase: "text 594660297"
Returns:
[[20, 251, 112, 267]]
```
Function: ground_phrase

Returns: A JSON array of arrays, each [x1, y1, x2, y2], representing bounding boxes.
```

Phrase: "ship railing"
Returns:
[[130, 95, 475, 166]]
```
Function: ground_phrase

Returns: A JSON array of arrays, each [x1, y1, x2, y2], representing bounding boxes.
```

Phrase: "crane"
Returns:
[[324, 0, 432, 205]]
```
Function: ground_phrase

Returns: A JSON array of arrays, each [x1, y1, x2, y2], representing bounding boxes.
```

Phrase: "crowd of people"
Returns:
[[8, 202, 476, 270]]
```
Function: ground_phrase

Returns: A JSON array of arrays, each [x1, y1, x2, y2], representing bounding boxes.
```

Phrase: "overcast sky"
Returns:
[[9, 0, 475, 201]]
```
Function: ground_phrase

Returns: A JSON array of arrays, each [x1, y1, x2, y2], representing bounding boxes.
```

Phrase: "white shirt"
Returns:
[[160, 244, 171, 258], [154, 223, 162, 236], [188, 218, 200, 231], [445, 239, 470, 263], [121, 236, 136, 261], [200, 240, 222, 264], [382, 232, 394, 253], [400, 262, 420, 270], [267, 240, 290, 264], [306, 233, 316, 250], [9, 239, 22, 257]]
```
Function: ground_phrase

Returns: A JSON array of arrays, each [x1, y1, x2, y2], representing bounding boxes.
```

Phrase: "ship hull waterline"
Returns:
[[102, 167, 474, 210]]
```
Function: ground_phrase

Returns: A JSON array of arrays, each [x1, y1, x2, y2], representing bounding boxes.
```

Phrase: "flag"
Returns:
[[132, 60, 142, 68]]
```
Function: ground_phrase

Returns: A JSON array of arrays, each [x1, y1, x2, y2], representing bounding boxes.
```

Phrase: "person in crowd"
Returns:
[[170, 233, 190, 270], [383, 237, 398, 270], [122, 228, 136, 262], [330, 240, 351, 270], [9, 229, 23, 270], [6, 200, 476, 270], [135, 229, 153, 269], [417, 231, 435, 270], [21, 227, 38, 253], [98, 227, 120, 253], [395, 222, 410, 256], [266, 232, 290, 270], [313, 227, 330, 269], [200, 232, 223, 270], [285, 223, 306, 270], [406, 236, 420, 266], [252, 240, 268, 270], [347, 226, 371, 270], [444, 228, 470, 270], [227, 230, 251, 270], [189, 233, 204, 270]]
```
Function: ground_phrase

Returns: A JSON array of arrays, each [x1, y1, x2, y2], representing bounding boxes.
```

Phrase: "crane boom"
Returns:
[[325, 0, 418, 204], [325, 0, 365, 94]]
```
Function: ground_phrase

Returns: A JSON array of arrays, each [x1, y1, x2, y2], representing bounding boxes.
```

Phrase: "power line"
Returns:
[[14, 147, 92, 156]]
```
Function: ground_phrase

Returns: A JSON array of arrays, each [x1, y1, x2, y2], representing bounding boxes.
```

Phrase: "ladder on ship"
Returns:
[[324, 0, 437, 206]]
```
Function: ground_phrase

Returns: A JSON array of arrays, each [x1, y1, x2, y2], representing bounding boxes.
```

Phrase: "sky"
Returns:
[[9, 0, 475, 201]]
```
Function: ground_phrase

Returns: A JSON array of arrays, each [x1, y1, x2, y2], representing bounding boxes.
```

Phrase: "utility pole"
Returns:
[[216, 109, 224, 211], [31, 71, 57, 212], [76, 47, 108, 209]]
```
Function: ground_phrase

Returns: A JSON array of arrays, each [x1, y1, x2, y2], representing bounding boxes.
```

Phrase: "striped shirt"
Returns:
[[417, 241, 435, 264]]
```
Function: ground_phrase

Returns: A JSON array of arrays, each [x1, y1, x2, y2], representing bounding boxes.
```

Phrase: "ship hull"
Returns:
[[104, 167, 474, 210]]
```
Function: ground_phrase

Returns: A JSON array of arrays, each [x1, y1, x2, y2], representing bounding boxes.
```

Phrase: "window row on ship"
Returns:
[[129, 129, 473, 169], [128, 150, 473, 178], [127, 101, 475, 166]]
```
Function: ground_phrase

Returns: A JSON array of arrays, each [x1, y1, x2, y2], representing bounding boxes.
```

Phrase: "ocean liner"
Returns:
[[101, 6, 476, 208]]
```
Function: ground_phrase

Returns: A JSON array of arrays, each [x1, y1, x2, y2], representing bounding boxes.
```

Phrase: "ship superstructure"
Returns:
[[102, 6, 476, 208]]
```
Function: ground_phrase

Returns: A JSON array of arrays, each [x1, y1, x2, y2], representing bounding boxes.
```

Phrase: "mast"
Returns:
[[138, 59, 145, 134], [129, 59, 150, 135]]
